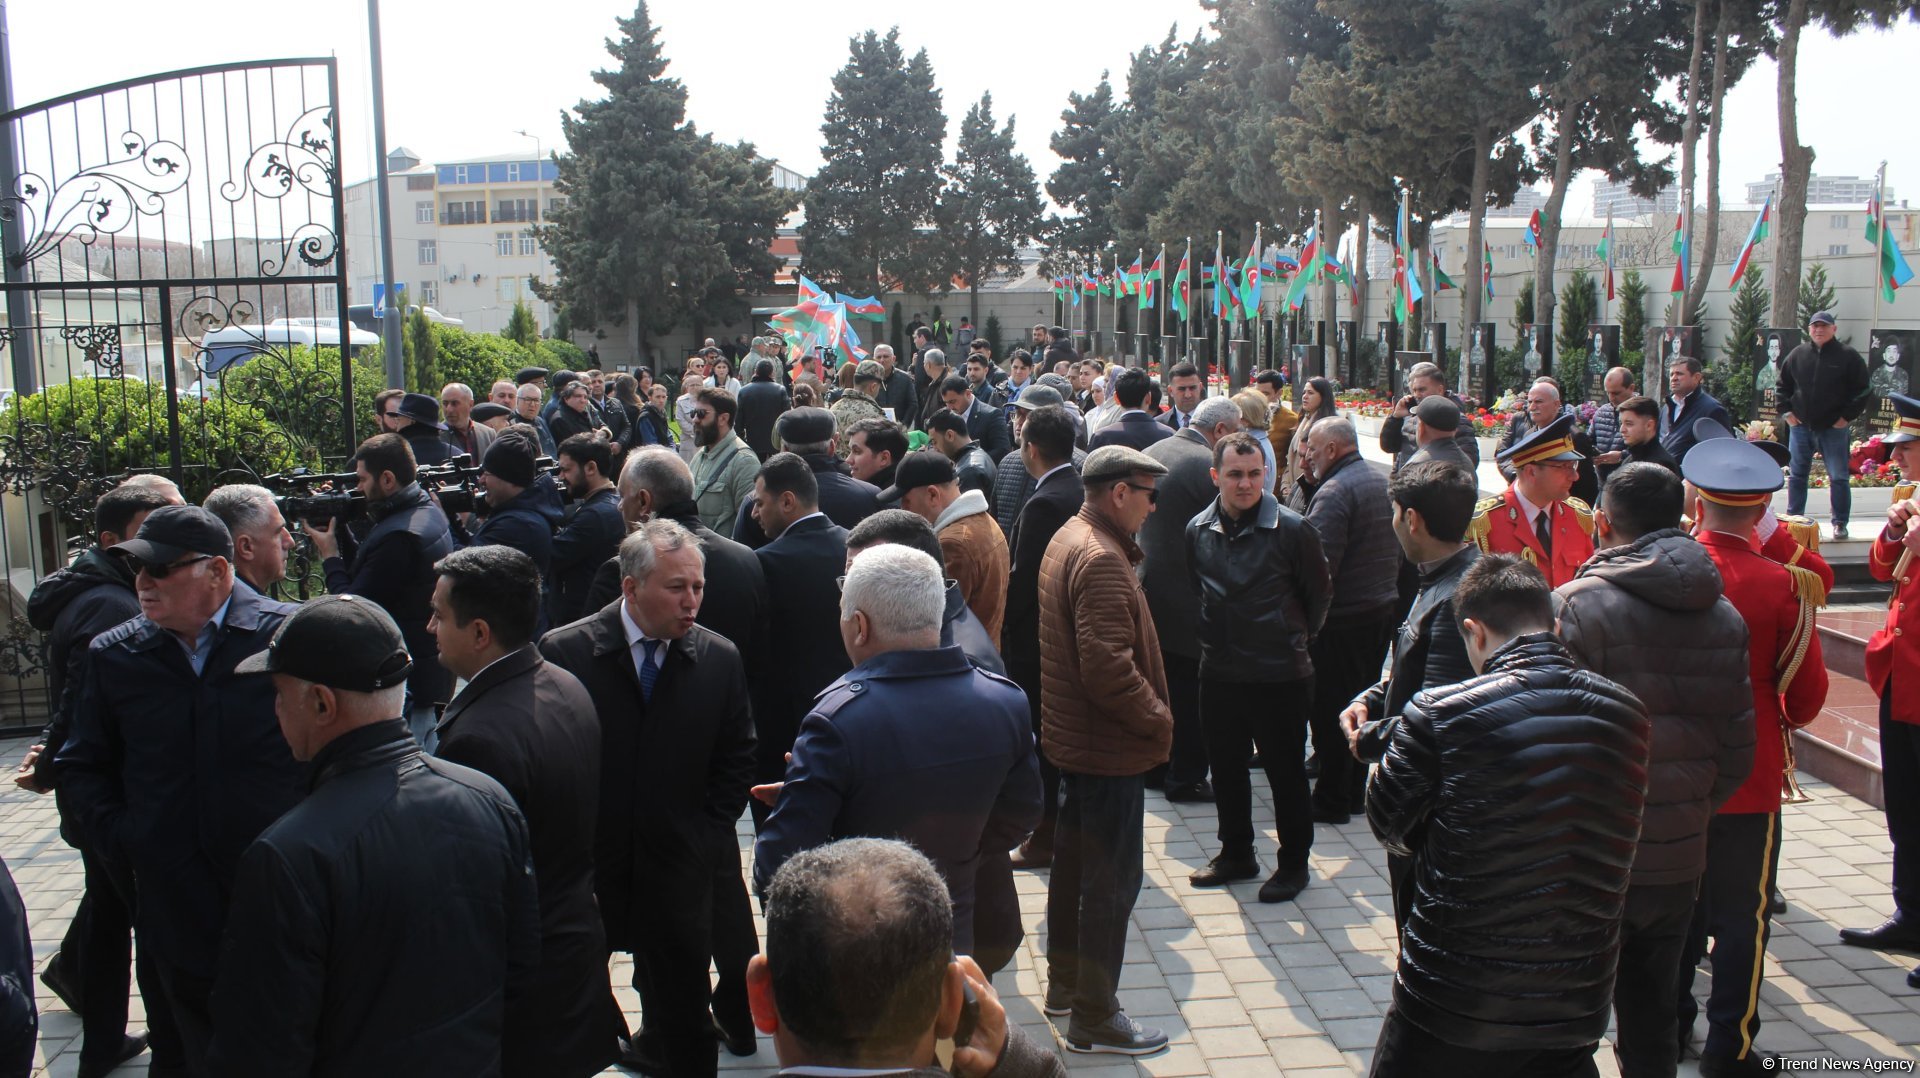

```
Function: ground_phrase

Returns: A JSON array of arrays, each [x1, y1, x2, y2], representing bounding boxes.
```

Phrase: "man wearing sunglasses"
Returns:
[[56, 505, 307, 1073]]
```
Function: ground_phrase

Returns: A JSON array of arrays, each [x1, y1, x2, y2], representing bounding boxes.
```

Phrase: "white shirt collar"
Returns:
[[619, 602, 660, 650], [1038, 461, 1074, 485], [1512, 487, 1548, 528]]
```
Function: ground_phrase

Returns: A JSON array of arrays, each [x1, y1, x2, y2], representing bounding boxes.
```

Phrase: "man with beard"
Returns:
[[689, 386, 761, 538], [548, 434, 625, 626]]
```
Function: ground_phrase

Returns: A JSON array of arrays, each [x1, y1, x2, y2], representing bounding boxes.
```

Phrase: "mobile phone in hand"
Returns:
[[953, 981, 980, 1048]]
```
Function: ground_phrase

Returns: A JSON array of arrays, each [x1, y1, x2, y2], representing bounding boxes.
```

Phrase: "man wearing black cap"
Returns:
[[1405, 396, 1473, 471], [730, 408, 879, 547], [394, 391, 456, 465], [1472, 412, 1595, 589], [1676, 436, 1828, 1075], [467, 430, 562, 584], [307, 433, 457, 746], [470, 402, 514, 433], [1778, 310, 1870, 540], [514, 365, 550, 390], [55, 506, 306, 1071], [882, 450, 1008, 645], [209, 595, 540, 1077]]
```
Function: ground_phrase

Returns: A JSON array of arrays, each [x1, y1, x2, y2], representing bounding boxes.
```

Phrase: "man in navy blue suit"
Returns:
[[1658, 356, 1732, 465], [1089, 368, 1174, 452]]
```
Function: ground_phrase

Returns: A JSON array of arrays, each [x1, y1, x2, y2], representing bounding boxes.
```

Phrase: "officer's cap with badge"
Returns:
[[1495, 411, 1584, 469], [235, 594, 413, 692], [1886, 392, 1920, 445], [1681, 429, 1785, 510]]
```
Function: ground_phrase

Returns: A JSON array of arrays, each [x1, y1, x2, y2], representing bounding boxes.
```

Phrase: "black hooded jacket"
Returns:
[[25, 548, 141, 788]]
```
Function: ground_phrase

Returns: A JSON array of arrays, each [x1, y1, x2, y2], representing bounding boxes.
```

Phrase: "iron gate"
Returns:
[[0, 59, 353, 730]]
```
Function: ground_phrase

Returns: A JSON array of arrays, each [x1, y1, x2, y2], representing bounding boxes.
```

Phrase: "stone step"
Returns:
[[1793, 669, 1885, 810]]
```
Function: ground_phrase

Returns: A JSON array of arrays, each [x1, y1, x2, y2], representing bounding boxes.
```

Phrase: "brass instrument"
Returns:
[[1892, 482, 1918, 594], [1781, 726, 1813, 805]]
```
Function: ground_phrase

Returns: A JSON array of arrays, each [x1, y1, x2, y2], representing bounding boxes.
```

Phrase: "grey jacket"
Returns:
[[1553, 529, 1756, 887], [1380, 401, 1482, 473], [1303, 450, 1400, 621], [1136, 428, 1215, 659]]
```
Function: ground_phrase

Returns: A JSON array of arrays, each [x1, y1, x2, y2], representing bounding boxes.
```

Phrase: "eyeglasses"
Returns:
[[835, 575, 848, 593], [1123, 483, 1159, 505], [690, 410, 711, 421], [139, 554, 214, 580]]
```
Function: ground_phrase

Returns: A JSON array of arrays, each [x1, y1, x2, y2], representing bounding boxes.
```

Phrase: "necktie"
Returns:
[[1535, 508, 1554, 556], [639, 640, 660, 702]]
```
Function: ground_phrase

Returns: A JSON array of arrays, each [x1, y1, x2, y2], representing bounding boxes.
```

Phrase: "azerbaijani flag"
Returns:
[[1670, 209, 1689, 295], [1212, 233, 1228, 320], [1431, 250, 1457, 291], [1524, 208, 1542, 252], [1239, 238, 1263, 316], [1173, 244, 1193, 320], [1050, 276, 1067, 303], [1286, 227, 1322, 310], [797, 275, 827, 303], [1392, 195, 1424, 324], [1140, 249, 1162, 309], [1727, 195, 1770, 289], [1482, 241, 1495, 303], [835, 293, 886, 320], [1867, 196, 1916, 302], [1596, 212, 1615, 301]]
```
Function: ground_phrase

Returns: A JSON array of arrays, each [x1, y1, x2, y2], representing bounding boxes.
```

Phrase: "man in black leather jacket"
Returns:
[[308, 433, 456, 745], [927, 409, 997, 497], [211, 596, 538, 1078], [1368, 555, 1650, 1076], [1184, 433, 1330, 903]]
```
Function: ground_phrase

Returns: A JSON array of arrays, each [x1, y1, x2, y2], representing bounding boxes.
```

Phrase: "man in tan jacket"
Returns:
[[882, 451, 1008, 645], [1036, 445, 1173, 1058]]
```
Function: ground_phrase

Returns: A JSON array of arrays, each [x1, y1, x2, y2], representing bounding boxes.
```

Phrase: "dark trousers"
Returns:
[[1199, 676, 1313, 866], [1046, 772, 1145, 1025], [152, 958, 214, 1076], [66, 844, 183, 1070], [709, 855, 757, 1034], [1163, 650, 1207, 787], [1676, 812, 1781, 1064], [630, 905, 720, 1078], [972, 849, 1023, 976], [1613, 879, 1701, 1078], [1309, 607, 1397, 815], [1012, 661, 1061, 846], [1881, 684, 1920, 920], [1371, 1009, 1599, 1078]]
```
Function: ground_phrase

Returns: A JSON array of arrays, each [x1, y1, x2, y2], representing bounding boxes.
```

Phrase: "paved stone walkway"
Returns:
[[6, 739, 1918, 1077]]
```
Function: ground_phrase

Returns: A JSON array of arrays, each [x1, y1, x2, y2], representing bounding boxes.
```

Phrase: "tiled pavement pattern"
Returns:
[[7, 742, 1919, 1076]]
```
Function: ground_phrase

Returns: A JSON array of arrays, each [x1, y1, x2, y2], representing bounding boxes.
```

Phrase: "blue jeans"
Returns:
[[1046, 771, 1146, 1025], [1787, 423, 1852, 529]]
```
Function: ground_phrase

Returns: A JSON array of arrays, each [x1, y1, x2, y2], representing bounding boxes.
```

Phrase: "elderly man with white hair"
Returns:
[[752, 543, 1041, 957], [203, 483, 296, 594]]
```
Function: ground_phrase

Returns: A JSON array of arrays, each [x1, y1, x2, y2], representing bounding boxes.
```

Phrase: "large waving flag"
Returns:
[[1238, 234, 1263, 317], [1431, 250, 1457, 291], [1140, 247, 1163, 310], [797, 275, 827, 303], [1392, 193, 1424, 324], [1286, 224, 1323, 311], [769, 291, 868, 365], [835, 293, 886, 321], [1867, 193, 1916, 302], [1596, 212, 1616, 301], [1727, 195, 1770, 289], [1173, 242, 1193, 320]]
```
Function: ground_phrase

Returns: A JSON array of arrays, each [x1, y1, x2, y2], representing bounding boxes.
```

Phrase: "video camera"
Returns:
[[263, 467, 366, 527]]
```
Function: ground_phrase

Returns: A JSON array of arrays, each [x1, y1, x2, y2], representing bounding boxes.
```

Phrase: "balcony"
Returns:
[[493, 206, 540, 223], [441, 208, 487, 225]]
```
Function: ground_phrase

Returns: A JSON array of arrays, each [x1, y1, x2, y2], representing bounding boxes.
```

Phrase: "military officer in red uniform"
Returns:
[[1839, 393, 1920, 982], [1676, 436, 1829, 1076], [1469, 412, 1594, 588], [1691, 420, 1835, 605]]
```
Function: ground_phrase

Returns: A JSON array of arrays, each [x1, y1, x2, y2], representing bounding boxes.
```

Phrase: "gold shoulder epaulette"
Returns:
[[1783, 514, 1820, 553], [1468, 496, 1500, 550], [1565, 496, 1595, 536], [1783, 562, 1829, 610]]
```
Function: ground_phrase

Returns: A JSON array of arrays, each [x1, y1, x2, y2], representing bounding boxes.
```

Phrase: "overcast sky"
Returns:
[[9, 0, 1918, 221]]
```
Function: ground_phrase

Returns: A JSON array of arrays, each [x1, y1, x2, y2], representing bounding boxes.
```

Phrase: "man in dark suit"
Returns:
[[1089, 367, 1174, 451], [1155, 362, 1205, 431], [539, 521, 758, 1077], [751, 453, 853, 812], [736, 358, 792, 461], [1004, 407, 1085, 870], [430, 546, 618, 1078], [728, 408, 881, 547], [1659, 356, 1732, 464], [752, 544, 1040, 956], [938, 374, 1015, 462]]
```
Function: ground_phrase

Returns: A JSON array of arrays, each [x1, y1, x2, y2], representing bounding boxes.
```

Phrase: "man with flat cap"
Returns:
[[1675, 435, 1829, 1075], [1037, 444, 1173, 1057], [1840, 394, 1920, 981], [209, 595, 540, 1077], [470, 402, 514, 433], [731, 408, 880, 547], [1469, 412, 1595, 588], [1405, 396, 1473, 471], [55, 506, 306, 1070], [514, 366, 550, 389]]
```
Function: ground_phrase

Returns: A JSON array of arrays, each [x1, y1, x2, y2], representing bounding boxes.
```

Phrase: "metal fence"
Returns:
[[0, 59, 352, 732]]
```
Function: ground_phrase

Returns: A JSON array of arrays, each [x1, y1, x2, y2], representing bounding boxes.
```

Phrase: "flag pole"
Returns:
[[1156, 242, 1167, 370], [1876, 161, 1889, 331], [1184, 236, 1193, 366]]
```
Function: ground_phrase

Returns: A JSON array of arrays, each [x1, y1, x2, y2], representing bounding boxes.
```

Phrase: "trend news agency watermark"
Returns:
[[1763, 1059, 1917, 1073]]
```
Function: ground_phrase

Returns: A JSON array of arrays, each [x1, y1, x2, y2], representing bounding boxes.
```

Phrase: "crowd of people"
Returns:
[[5, 309, 1918, 1078]]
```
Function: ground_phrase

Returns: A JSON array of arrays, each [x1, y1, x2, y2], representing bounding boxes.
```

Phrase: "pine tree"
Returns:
[[407, 307, 438, 391], [801, 29, 947, 296], [1046, 76, 1123, 267], [1719, 265, 1769, 421], [549, 306, 572, 344], [533, 3, 786, 363], [937, 94, 1044, 325], [503, 300, 540, 351], [1798, 261, 1837, 328], [1513, 277, 1536, 334], [1618, 268, 1649, 353], [1556, 268, 1598, 358]]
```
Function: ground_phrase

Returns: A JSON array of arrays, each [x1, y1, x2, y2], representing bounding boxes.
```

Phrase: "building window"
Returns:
[[497, 231, 514, 257], [495, 198, 538, 223], [420, 280, 438, 306], [507, 162, 524, 183], [415, 200, 434, 224], [519, 230, 536, 256], [498, 277, 520, 302], [1831, 215, 1850, 229], [1829, 244, 1849, 256], [417, 239, 437, 265], [443, 200, 486, 225], [453, 165, 471, 184], [406, 174, 434, 191]]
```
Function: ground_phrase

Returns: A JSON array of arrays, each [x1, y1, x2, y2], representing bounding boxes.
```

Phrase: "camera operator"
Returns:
[[203, 484, 295, 595], [305, 433, 456, 746], [464, 428, 562, 585], [548, 433, 624, 627]]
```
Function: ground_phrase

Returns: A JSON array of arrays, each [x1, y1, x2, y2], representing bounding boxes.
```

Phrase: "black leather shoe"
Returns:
[[1164, 781, 1214, 803], [39, 952, 78, 1012], [616, 1035, 665, 1075], [1065, 1010, 1169, 1055], [711, 1016, 755, 1057], [1769, 888, 1787, 915], [1839, 916, 1920, 952], [1189, 851, 1260, 887], [1699, 1050, 1778, 1077], [1310, 804, 1351, 825], [78, 1032, 150, 1078], [1908, 964, 1920, 990], [1258, 866, 1311, 904], [1249, 752, 1264, 769], [1009, 837, 1053, 870], [1304, 752, 1319, 778]]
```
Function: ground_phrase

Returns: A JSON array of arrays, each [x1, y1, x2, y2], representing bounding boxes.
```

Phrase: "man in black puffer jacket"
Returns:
[[1369, 554, 1650, 1075], [1552, 462, 1754, 1078]]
